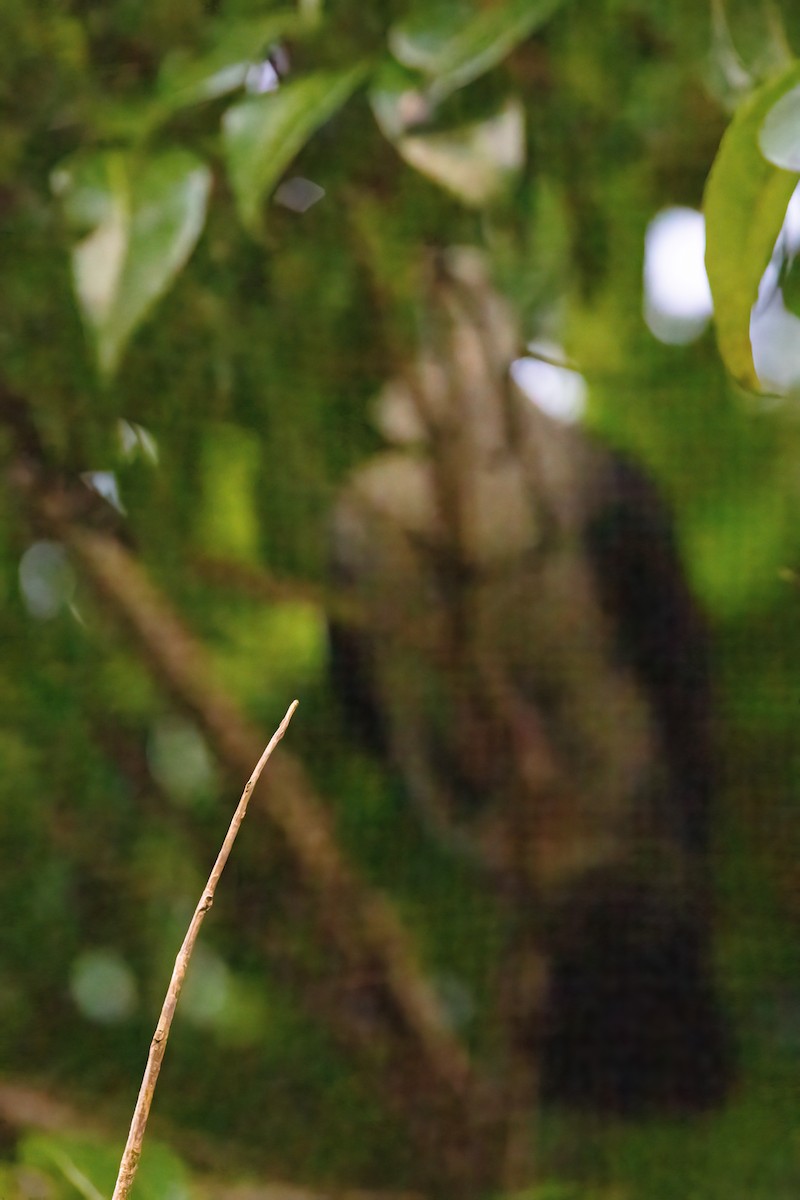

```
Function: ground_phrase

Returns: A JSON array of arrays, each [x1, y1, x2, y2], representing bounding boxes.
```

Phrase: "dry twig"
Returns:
[[111, 703, 299, 1200]]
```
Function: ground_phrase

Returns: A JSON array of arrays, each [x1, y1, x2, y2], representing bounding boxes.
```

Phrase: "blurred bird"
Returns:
[[329, 248, 733, 1114]]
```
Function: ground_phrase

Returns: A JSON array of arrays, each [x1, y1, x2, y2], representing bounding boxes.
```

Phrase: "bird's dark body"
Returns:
[[541, 453, 730, 1111]]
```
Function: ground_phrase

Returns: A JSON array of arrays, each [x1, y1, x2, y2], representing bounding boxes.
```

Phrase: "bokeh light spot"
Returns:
[[19, 541, 75, 620], [643, 207, 713, 344], [147, 717, 216, 806], [70, 949, 138, 1023], [511, 345, 587, 423]]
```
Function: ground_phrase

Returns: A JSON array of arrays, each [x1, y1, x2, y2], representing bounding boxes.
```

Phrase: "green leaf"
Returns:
[[95, 13, 315, 141], [157, 12, 307, 111], [53, 149, 211, 380], [400, 98, 525, 206], [370, 67, 525, 207], [704, 62, 800, 390], [389, 0, 568, 103], [222, 64, 368, 236]]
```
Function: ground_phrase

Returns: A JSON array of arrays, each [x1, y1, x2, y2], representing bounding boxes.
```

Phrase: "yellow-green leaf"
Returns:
[[704, 63, 800, 390]]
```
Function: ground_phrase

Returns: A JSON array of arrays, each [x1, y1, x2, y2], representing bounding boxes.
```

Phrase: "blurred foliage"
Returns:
[[18, 1133, 191, 1200], [2, 0, 800, 1197]]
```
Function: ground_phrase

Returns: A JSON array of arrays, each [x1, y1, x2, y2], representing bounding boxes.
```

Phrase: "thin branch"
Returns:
[[112, 702, 299, 1200]]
